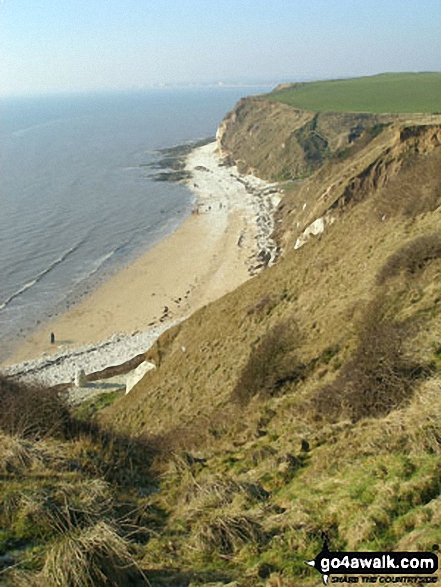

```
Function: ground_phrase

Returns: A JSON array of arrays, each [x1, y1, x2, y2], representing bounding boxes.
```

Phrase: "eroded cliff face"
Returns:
[[216, 97, 394, 181], [273, 122, 441, 250]]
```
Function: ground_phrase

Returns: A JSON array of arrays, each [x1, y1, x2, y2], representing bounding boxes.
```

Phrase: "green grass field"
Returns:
[[267, 72, 441, 114]]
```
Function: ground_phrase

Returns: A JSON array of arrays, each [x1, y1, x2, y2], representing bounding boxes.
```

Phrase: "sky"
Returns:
[[0, 0, 440, 97]]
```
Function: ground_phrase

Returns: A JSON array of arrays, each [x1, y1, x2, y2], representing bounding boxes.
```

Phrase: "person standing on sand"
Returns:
[[50, 332, 55, 344]]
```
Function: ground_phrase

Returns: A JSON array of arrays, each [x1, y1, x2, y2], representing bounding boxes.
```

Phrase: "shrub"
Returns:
[[293, 115, 329, 170], [377, 234, 441, 285], [0, 375, 70, 439], [232, 319, 305, 405], [314, 314, 427, 423]]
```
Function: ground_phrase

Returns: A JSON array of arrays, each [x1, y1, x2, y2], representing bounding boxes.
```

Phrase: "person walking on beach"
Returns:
[[50, 332, 55, 344]]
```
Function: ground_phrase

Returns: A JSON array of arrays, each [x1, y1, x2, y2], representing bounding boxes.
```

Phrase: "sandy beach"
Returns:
[[2, 142, 280, 386]]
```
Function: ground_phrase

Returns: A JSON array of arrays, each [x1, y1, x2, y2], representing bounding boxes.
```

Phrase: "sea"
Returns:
[[0, 86, 271, 361]]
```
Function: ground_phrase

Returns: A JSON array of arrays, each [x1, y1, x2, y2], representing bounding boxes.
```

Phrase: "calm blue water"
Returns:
[[0, 87, 270, 359]]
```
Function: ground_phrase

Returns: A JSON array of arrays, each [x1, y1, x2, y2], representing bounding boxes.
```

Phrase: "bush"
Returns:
[[0, 376, 70, 439], [377, 234, 441, 285], [314, 314, 427, 423], [232, 319, 305, 405]]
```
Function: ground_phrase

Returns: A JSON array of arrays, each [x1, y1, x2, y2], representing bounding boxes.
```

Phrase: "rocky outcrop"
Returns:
[[294, 216, 335, 250], [125, 360, 156, 394]]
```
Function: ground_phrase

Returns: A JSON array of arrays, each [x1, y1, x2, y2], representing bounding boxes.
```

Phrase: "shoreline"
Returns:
[[1, 141, 281, 386]]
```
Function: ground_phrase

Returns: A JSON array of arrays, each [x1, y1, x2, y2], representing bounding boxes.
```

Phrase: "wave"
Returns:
[[65, 241, 131, 294], [0, 239, 85, 312], [83, 245, 126, 280], [10, 118, 65, 138]]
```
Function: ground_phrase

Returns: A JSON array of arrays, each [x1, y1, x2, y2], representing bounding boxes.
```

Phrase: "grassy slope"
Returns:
[[108, 121, 441, 438], [3, 86, 441, 585], [0, 398, 158, 585], [268, 72, 441, 113], [101, 118, 441, 582]]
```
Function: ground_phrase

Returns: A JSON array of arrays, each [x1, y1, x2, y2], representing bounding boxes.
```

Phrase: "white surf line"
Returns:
[[0, 238, 86, 312]]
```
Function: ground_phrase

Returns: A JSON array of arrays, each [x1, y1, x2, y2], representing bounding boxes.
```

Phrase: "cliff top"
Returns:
[[267, 72, 441, 114]]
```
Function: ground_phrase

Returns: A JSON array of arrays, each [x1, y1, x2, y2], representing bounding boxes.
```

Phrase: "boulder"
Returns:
[[125, 361, 156, 394], [74, 368, 87, 387]]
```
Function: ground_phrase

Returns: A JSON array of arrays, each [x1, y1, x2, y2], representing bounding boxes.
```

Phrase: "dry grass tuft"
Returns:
[[0, 375, 70, 439], [177, 473, 269, 517], [4, 571, 42, 587], [69, 429, 155, 487], [41, 479, 113, 534], [67, 478, 112, 513], [182, 475, 243, 507], [0, 478, 113, 546], [192, 513, 266, 554], [0, 432, 47, 475], [41, 521, 144, 587]]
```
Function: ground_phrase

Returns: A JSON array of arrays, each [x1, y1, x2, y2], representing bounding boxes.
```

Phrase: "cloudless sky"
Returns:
[[1, 0, 440, 97]]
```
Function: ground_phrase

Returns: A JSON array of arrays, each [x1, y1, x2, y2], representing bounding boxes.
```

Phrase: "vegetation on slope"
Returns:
[[0, 375, 157, 586], [216, 97, 393, 180], [102, 115, 441, 583], [2, 91, 441, 586], [268, 72, 441, 114]]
